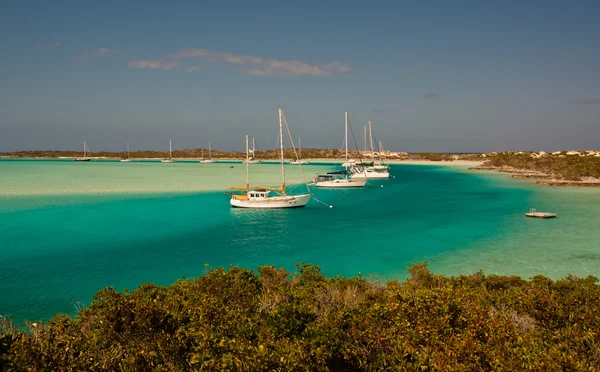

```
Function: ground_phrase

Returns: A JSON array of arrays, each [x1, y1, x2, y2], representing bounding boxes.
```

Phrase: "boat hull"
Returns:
[[351, 170, 390, 179], [120, 159, 131, 162], [75, 158, 91, 162], [230, 194, 311, 208], [244, 160, 261, 164], [200, 159, 216, 163], [313, 179, 366, 188], [161, 159, 175, 163], [290, 160, 309, 165]]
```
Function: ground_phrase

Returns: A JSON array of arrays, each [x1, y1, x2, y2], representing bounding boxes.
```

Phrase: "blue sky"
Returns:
[[1, 0, 599, 152]]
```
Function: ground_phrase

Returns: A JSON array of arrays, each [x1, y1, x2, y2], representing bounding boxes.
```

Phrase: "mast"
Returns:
[[245, 135, 249, 190], [209, 142, 211, 158], [83, 141, 86, 158], [279, 108, 286, 193], [364, 125, 367, 152], [369, 121, 374, 159], [169, 140, 172, 159], [127, 142, 130, 159], [299, 138, 301, 158], [344, 112, 348, 166]]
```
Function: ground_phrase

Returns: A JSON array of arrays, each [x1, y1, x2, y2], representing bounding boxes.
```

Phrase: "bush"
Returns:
[[1, 263, 599, 370]]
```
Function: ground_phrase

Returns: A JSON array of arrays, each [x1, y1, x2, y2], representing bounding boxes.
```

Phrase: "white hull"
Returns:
[[244, 159, 261, 164], [120, 159, 132, 162], [161, 159, 175, 163], [313, 179, 366, 188], [351, 170, 390, 179], [230, 193, 311, 208], [75, 158, 90, 162], [290, 159, 309, 165], [200, 159, 216, 163]]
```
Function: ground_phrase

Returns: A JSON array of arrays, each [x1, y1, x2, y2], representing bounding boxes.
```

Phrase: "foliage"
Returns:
[[484, 152, 600, 180], [2, 263, 600, 370]]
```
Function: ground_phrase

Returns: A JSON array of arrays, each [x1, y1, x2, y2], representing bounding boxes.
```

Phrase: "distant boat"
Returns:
[[244, 137, 261, 164], [161, 140, 176, 163], [200, 142, 216, 163], [526, 208, 557, 219], [228, 108, 311, 208], [290, 138, 309, 165], [120, 142, 132, 162], [75, 141, 91, 161], [350, 121, 390, 179], [313, 112, 366, 188]]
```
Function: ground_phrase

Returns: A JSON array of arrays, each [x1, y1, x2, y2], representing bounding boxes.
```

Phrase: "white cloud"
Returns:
[[128, 48, 351, 76], [75, 48, 122, 60]]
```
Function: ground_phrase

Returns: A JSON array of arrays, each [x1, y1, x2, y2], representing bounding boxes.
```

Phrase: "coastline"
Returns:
[[470, 164, 600, 188]]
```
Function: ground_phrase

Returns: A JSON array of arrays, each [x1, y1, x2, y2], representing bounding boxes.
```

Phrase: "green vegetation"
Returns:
[[2, 263, 599, 370], [484, 152, 600, 181]]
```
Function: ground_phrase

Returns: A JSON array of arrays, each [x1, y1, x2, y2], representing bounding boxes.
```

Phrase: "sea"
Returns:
[[1, 159, 599, 324]]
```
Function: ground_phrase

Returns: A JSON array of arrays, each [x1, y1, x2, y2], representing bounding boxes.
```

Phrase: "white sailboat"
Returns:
[[290, 138, 309, 164], [350, 121, 390, 179], [120, 142, 132, 162], [244, 137, 261, 164], [75, 141, 91, 161], [200, 142, 216, 163], [161, 140, 176, 163], [228, 108, 312, 208], [312, 112, 366, 188]]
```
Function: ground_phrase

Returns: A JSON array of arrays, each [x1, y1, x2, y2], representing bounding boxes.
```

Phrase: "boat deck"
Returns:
[[525, 209, 557, 219]]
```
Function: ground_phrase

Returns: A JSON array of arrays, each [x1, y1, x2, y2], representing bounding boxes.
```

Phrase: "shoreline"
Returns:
[[4, 156, 600, 188], [469, 165, 600, 188]]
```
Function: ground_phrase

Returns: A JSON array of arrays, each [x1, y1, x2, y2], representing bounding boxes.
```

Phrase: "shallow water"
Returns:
[[1, 159, 599, 323]]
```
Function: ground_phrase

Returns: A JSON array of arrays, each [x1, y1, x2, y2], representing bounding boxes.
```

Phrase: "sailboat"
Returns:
[[120, 142, 132, 162], [75, 141, 91, 161], [161, 140, 176, 163], [312, 112, 366, 188], [228, 108, 312, 208], [200, 142, 216, 163], [244, 137, 261, 164], [290, 138, 309, 164], [350, 121, 390, 179]]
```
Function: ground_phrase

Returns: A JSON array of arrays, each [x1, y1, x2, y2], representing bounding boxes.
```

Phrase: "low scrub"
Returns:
[[1, 263, 599, 370]]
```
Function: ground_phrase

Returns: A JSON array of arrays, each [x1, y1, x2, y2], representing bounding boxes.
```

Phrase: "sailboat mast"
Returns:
[[369, 121, 374, 158], [245, 135, 249, 190], [127, 142, 130, 159], [279, 108, 286, 191], [83, 141, 86, 157], [344, 112, 348, 166], [299, 138, 301, 158], [169, 140, 172, 159]]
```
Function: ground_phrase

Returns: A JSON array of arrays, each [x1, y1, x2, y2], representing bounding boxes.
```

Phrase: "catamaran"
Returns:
[[161, 140, 176, 163], [350, 120, 390, 179], [75, 142, 91, 161], [290, 138, 309, 164], [312, 112, 366, 188], [244, 137, 261, 164], [228, 108, 312, 208], [120, 142, 132, 162], [200, 142, 216, 163]]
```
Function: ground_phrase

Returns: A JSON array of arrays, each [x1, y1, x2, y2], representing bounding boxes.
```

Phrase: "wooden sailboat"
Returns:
[[161, 140, 176, 163], [75, 141, 91, 161], [290, 138, 309, 164], [228, 108, 312, 208], [312, 112, 366, 188], [200, 142, 216, 163], [120, 142, 132, 162]]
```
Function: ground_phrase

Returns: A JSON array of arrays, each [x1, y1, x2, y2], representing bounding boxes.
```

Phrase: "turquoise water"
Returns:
[[1, 159, 599, 323]]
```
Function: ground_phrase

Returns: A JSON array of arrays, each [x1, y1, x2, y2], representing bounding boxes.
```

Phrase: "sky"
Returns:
[[0, 0, 599, 153]]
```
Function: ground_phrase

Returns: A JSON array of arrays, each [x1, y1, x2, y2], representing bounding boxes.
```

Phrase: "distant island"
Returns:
[[1, 263, 598, 370], [3, 149, 600, 187]]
